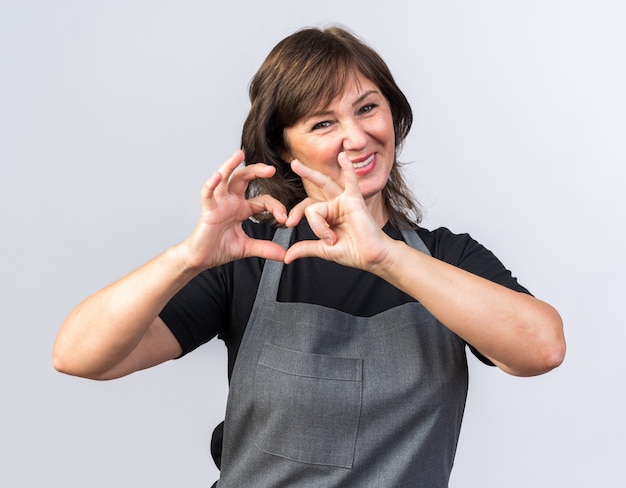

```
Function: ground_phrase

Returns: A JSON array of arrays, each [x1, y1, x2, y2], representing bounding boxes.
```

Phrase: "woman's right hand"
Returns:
[[182, 150, 288, 272], [53, 150, 287, 380]]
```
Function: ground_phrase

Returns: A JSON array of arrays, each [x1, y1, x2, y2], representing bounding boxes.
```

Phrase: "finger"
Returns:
[[200, 150, 244, 206], [200, 170, 223, 205], [227, 162, 277, 196], [285, 197, 317, 227], [218, 149, 246, 178], [290, 159, 343, 200], [247, 194, 288, 224], [245, 239, 287, 263], [213, 150, 246, 198], [284, 239, 327, 264], [304, 204, 337, 245], [336, 152, 361, 194]]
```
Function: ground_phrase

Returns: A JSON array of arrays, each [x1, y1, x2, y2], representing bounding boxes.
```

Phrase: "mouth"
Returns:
[[351, 153, 375, 170]]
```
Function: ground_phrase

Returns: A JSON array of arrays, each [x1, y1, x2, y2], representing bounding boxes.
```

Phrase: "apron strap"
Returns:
[[253, 226, 292, 302], [255, 223, 431, 302], [400, 227, 431, 256]]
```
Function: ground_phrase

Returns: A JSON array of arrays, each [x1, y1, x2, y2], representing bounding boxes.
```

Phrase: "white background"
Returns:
[[2, 1, 625, 486]]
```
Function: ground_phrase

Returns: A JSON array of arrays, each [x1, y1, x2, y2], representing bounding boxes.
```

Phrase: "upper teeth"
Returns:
[[353, 154, 374, 169]]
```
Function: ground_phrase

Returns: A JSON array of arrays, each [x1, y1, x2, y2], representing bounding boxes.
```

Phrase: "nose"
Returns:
[[341, 119, 368, 152]]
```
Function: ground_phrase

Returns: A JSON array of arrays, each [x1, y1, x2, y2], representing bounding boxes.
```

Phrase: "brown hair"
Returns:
[[242, 26, 422, 227]]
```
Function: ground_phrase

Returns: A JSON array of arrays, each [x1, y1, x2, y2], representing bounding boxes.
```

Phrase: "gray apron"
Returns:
[[216, 226, 468, 487]]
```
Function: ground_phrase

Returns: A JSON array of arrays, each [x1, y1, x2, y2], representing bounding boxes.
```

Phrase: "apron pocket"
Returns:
[[254, 343, 363, 468]]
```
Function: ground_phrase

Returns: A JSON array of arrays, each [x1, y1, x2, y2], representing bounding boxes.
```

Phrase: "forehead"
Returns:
[[306, 73, 380, 114]]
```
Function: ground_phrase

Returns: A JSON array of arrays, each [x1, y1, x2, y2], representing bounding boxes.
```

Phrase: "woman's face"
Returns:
[[282, 73, 395, 222]]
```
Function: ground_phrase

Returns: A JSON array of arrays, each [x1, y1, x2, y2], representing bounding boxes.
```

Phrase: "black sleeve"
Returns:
[[158, 265, 231, 356], [418, 226, 530, 294], [158, 219, 273, 357]]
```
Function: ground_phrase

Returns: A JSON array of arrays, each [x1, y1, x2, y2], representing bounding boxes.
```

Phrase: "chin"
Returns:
[[359, 176, 388, 199]]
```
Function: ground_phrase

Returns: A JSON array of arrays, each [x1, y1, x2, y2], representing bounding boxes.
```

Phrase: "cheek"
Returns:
[[299, 142, 341, 170], [376, 118, 395, 144]]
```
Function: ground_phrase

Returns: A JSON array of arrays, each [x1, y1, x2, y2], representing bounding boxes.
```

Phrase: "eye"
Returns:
[[358, 103, 378, 115], [311, 120, 332, 131]]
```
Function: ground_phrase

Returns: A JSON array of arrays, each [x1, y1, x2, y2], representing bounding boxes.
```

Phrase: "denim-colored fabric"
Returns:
[[217, 227, 468, 487]]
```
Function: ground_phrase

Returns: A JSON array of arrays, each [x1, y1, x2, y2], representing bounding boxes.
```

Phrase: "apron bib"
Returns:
[[216, 227, 468, 487]]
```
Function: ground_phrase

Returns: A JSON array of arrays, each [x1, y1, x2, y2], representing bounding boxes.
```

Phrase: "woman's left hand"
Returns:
[[284, 153, 566, 376], [284, 152, 392, 272]]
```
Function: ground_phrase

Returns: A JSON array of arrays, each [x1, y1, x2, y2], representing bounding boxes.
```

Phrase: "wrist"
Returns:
[[167, 241, 209, 280], [365, 235, 403, 278]]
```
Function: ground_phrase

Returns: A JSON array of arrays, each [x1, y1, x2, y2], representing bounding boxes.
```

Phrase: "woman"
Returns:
[[54, 26, 565, 487]]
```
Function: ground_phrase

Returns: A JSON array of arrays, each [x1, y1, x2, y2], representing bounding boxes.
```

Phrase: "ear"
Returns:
[[279, 146, 293, 163], [280, 130, 293, 162]]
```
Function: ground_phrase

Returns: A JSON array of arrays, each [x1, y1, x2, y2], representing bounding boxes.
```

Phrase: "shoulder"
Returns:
[[413, 225, 530, 294], [385, 222, 480, 264], [415, 226, 482, 264]]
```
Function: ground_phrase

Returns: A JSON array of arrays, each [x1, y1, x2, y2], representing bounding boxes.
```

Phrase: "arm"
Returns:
[[53, 150, 288, 380], [373, 238, 565, 376], [284, 153, 565, 377], [53, 248, 195, 380]]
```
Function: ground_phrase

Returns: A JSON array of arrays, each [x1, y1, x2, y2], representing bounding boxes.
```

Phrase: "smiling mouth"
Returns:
[[352, 154, 375, 169]]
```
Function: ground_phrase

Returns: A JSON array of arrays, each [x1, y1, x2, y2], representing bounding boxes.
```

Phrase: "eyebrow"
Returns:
[[304, 90, 380, 119]]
